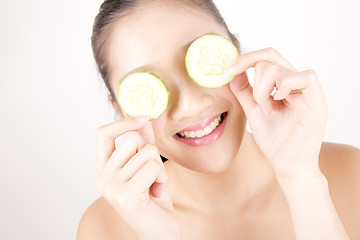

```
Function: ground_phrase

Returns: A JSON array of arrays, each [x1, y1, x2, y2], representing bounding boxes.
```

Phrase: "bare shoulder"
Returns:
[[319, 142, 360, 184], [77, 197, 137, 240], [319, 142, 360, 238]]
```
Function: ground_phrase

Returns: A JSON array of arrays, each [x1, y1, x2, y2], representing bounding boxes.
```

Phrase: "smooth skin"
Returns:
[[77, 2, 360, 240]]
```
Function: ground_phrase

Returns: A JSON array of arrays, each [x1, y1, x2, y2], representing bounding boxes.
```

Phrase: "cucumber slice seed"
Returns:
[[117, 71, 170, 120], [185, 34, 239, 88]]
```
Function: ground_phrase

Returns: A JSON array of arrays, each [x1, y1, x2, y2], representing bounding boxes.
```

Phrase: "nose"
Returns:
[[167, 74, 215, 122]]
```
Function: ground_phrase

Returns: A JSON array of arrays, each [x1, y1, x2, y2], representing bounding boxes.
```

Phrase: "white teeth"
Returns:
[[196, 130, 205, 137], [204, 126, 212, 135], [178, 114, 224, 139]]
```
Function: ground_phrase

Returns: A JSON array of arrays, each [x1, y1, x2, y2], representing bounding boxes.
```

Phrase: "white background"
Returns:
[[0, 0, 359, 239]]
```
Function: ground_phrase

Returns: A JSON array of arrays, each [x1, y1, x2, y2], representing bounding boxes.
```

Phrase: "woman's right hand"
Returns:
[[95, 116, 181, 240]]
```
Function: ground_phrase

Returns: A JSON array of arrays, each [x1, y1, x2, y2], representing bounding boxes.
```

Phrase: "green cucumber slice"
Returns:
[[185, 34, 239, 88], [117, 71, 169, 120]]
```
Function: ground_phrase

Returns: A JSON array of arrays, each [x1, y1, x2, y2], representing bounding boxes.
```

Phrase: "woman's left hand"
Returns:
[[227, 47, 328, 179]]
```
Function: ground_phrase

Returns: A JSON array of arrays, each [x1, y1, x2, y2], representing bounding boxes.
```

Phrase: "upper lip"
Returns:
[[176, 113, 222, 133]]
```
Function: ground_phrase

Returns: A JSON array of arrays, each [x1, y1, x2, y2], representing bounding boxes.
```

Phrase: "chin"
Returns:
[[160, 101, 247, 175], [190, 142, 241, 174]]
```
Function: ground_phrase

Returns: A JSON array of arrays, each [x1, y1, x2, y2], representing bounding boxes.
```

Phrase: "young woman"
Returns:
[[77, 0, 360, 239]]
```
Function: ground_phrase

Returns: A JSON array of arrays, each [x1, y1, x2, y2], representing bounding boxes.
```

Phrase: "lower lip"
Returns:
[[173, 113, 227, 147]]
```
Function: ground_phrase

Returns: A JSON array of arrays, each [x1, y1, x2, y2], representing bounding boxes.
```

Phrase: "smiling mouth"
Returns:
[[176, 112, 226, 139]]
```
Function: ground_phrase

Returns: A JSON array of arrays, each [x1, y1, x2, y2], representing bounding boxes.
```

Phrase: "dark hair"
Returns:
[[92, 0, 239, 110], [91, 0, 239, 162]]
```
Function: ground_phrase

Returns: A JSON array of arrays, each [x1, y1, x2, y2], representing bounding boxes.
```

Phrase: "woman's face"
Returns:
[[107, 3, 247, 173]]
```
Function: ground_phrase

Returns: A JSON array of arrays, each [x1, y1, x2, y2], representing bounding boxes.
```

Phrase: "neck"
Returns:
[[165, 131, 277, 213]]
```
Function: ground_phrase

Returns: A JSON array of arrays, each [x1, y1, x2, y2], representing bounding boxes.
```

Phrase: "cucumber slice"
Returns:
[[185, 34, 239, 88], [117, 71, 169, 120]]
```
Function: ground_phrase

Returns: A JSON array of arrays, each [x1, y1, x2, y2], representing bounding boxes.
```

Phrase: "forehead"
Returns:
[[107, 3, 229, 89]]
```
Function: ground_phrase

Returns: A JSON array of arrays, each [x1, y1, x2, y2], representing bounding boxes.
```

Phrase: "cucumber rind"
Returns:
[[185, 34, 239, 89], [117, 71, 170, 120]]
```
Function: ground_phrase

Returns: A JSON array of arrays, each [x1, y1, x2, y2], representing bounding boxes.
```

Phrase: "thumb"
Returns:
[[136, 121, 156, 144], [229, 73, 257, 115]]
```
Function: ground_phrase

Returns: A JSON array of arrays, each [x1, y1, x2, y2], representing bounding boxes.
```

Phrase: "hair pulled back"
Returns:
[[91, 0, 239, 106]]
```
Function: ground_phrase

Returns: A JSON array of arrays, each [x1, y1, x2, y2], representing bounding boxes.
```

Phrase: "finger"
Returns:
[[128, 159, 168, 197], [252, 61, 271, 106], [96, 131, 145, 189], [253, 62, 286, 115], [96, 116, 149, 174], [281, 93, 306, 113], [120, 144, 163, 181], [273, 70, 325, 110], [225, 47, 297, 76], [229, 73, 257, 115], [136, 122, 156, 144], [101, 131, 146, 174], [150, 181, 168, 199], [156, 187, 174, 209]]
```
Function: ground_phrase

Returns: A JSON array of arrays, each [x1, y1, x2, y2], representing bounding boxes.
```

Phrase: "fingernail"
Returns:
[[133, 115, 149, 123], [273, 89, 281, 101]]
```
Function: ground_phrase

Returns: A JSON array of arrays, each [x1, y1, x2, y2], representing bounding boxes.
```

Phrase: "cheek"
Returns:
[[152, 119, 175, 161], [151, 119, 162, 136], [215, 82, 241, 107], [150, 78, 247, 172]]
